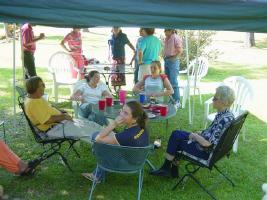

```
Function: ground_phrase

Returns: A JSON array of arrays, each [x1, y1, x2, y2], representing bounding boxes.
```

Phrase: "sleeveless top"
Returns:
[[144, 74, 167, 103]]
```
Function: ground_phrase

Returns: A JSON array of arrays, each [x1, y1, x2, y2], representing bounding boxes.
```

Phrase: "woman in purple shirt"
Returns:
[[82, 101, 149, 182]]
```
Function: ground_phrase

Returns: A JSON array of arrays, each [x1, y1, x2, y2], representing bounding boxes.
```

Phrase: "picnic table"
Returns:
[[92, 99, 177, 134]]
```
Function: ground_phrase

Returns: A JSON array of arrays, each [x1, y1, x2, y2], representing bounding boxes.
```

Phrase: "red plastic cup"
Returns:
[[119, 90, 126, 104], [98, 100, 106, 110], [160, 105, 168, 116], [106, 97, 113, 107]]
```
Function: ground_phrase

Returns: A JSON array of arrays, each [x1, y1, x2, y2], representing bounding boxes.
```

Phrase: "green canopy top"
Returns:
[[1, 0, 267, 32]]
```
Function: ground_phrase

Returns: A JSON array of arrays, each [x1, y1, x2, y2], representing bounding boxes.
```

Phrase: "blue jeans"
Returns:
[[164, 58, 180, 102], [167, 130, 209, 160], [79, 103, 108, 126], [134, 61, 139, 84]]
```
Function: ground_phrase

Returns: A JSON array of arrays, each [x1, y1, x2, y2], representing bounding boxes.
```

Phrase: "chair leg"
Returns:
[[54, 84, 58, 103], [137, 169, 144, 200], [182, 86, 188, 108], [172, 173, 191, 190], [146, 159, 156, 170], [65, 140, 81, 158], [198, 88, 202, 104], [58, 152, 73, 172], [214, 165, 235, 187], [89, 166, 99, 200], [173, 164, 217, 200], [165, 119, 169, 134], [241, 126, 246, 141], [232, 135, 239, 153], [187, 173, 217, 200]]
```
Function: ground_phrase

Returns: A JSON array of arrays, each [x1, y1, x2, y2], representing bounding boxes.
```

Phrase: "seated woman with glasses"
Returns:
[[133, 61, 174, 103], [150, 85, 235, 178], [71, 70, 112, 126], [82, 101, 149, 183], [24, 76, 103, 143]]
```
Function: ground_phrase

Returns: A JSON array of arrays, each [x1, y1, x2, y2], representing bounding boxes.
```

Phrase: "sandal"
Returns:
[[82, 173, 101, 184], [20, 158, 41, 176]]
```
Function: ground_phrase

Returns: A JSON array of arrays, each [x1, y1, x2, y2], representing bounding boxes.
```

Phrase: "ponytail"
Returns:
[[126, 101, 148, 129]]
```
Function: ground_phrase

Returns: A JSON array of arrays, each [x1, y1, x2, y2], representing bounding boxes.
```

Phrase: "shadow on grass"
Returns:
[[0, 94, 267, 199]]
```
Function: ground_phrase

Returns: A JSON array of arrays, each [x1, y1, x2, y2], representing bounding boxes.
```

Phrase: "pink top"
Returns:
[[21, 23, 36, 53], [164, 33, 183, 58], [63, 31, 82, 56]]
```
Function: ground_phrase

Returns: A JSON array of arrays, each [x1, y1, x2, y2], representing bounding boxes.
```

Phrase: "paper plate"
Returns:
[[147, 113, 157, 119], [142, 104, 150, 109]]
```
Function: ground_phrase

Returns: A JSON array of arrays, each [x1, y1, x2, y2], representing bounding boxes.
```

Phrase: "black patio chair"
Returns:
[[172, 111, 249, 200], [17, 95, 80, 171]]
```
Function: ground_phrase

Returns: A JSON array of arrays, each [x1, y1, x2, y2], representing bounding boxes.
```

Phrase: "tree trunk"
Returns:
[[245, 32, 255, 47]]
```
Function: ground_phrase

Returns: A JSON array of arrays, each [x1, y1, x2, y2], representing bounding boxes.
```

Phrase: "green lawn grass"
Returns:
[[0, 67, 266, 199]]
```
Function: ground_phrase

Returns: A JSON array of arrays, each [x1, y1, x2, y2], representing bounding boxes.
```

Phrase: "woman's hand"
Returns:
[[114, 116, 124, 126], [146, 92, 159, 97], [190, 133, 211, 147], [64, 113, 73, 121], [71, 94, 84, 102]]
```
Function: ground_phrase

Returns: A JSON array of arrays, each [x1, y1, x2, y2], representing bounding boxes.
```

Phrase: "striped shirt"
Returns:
[[21, 23, 35, 53], [164, 33, 182, 58], [201, 109, 234, 146], [63, 31, 82, 56]]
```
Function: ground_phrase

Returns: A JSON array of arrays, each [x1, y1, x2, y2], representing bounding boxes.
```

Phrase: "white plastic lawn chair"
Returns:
[[71, 79, 87, 118], [204, 76, 254, 153], [180, 57, 209, 108], [48, 51, 80, 103], [71, 79, 107, 119]]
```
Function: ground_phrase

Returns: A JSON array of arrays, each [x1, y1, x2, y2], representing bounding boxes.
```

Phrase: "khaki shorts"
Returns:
[[138, 64, 151, 81]]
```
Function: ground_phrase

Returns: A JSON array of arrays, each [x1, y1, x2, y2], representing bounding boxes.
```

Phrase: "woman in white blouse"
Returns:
[[71, 70, 112, 125]]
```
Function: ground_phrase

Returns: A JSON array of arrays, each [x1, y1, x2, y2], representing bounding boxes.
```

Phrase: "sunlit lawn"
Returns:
[[0, 64, 266, 199]]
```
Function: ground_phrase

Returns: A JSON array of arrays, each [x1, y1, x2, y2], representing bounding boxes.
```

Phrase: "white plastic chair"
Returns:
[[204, 76, 254, 153], [48, 51, 80, 103], [71, 79, 87, 118], [180, 57, 209, 108]]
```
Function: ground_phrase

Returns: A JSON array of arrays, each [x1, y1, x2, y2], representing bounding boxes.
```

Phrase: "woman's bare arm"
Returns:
[[189, 133, 211, 147], [133, 80, 145, 93]]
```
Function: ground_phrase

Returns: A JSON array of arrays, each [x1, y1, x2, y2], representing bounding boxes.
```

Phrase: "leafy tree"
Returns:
[[175, 30, 218, 70]]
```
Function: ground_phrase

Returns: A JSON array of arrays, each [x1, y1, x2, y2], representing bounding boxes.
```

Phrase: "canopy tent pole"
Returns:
[[185, 31, 191, 125], [12, 23, 16, 131], [19, 25, 25, 81], [192, 30, 201, 124]]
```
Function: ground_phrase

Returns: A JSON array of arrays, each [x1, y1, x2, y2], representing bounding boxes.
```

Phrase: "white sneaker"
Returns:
[[154, 138, 161, 148], [175, 102, 181, 109]]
